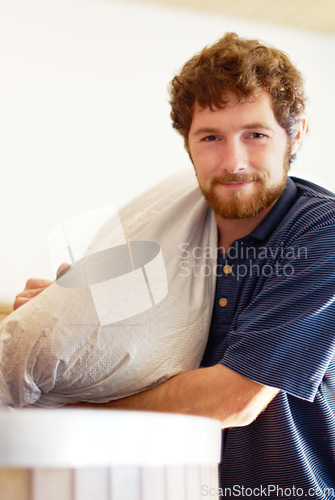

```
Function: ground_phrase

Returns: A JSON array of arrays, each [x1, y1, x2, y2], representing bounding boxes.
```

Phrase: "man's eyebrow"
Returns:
[[191, 127, 221, 137], [191, 123, 274, 136], [243, 123, 274, 132]]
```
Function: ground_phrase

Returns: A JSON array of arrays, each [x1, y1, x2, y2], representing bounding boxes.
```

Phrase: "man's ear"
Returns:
[[291, 115, 307, 156]]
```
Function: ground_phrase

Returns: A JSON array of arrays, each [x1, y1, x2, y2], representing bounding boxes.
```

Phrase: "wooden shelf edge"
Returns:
[[0, 302, 13, 315]]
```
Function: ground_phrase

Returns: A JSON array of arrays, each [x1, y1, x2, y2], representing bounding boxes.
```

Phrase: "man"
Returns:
[[14, 33, 335, 496]]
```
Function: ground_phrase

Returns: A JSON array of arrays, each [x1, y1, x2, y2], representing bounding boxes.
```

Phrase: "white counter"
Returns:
[[0, 408, 221, 500]]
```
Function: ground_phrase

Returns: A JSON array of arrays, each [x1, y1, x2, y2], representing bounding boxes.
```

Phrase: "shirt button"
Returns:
[[219, 297, 228, 308], [223, 265, 232, 275]]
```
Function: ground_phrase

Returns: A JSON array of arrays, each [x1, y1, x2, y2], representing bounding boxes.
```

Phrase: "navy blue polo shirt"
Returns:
[[201, 176, 335, 498]]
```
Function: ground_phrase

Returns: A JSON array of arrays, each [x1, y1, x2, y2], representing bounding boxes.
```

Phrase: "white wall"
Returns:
[[1, 0, 334, 302]]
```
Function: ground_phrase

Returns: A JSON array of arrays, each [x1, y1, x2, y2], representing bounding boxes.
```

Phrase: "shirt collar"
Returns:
[[247, 177, 297, 242]]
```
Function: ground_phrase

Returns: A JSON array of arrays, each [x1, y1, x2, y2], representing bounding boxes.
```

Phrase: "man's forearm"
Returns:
[[76, 364, 279, 428]]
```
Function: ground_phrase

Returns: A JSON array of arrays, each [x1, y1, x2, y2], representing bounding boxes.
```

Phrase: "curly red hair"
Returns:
[[169, 33, 306, 153]]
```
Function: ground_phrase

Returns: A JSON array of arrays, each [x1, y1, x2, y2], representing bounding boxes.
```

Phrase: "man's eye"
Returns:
[[203, 135, 218, 142], [250, 132, 265, 139]]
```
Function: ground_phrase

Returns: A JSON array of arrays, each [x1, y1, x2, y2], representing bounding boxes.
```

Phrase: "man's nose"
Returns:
[[221, 140, 247, 173]]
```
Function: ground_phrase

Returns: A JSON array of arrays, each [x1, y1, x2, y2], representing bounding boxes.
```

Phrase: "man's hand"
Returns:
[[13, 263, 70, 310], [13, 279, 53, 310]]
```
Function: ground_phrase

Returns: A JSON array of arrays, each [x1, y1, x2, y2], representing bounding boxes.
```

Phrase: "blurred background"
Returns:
[[1, 0, 334, 303]]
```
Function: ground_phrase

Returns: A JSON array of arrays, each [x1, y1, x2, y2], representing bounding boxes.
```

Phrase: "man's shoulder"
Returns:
[[290, 176, 335, 202], [283, 176, 335, 239]]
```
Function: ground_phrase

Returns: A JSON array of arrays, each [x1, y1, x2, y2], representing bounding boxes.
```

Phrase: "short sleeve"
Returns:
[[221, 224, 335, 402]]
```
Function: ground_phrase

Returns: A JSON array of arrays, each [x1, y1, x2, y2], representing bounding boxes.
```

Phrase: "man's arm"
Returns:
[[13, 270, 278, 423], [76, 363, 279, 428]]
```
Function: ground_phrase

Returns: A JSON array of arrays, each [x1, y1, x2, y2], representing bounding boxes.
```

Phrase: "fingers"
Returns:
[[13, 280, 53, 310], [25, 279, 54, 290], [13, 296, 35, 310], [13, 263, 71, 310], [56, 263, 71, 279]]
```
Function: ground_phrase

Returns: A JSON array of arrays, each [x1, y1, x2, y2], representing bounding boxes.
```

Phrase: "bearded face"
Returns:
[[188, 92, 294, 221], [198, 145, 291, 220]]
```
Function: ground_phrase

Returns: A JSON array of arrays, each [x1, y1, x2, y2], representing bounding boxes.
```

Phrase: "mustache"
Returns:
[[211, 174, 264, 185]]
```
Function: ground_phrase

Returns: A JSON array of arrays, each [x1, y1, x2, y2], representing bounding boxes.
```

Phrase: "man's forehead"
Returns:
[[193, 89, 272, 113]]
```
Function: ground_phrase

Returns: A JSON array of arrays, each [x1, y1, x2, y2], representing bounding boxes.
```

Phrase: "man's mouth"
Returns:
[[213, 175, 261, 186], [216, 179, 257, 188], [220, 180, 253, 185]]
